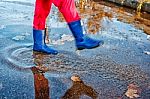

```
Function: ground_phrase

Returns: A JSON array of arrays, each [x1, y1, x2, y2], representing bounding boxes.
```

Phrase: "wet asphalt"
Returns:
[[0, 0, 150, 99]]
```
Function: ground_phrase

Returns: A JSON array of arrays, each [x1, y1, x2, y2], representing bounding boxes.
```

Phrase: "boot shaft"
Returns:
[[68, 20, 84, 42], [33, 29, 46, 45]]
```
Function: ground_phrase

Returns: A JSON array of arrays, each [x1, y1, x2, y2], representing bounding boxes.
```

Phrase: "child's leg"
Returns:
[[53, 0, 103, 50], [32, 0, 58, 55], [53, 0, 80, 23], [33, 0, 52, 30]]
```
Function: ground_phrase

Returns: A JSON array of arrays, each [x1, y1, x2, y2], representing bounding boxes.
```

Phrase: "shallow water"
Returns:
[[0, 0, 150, 99]]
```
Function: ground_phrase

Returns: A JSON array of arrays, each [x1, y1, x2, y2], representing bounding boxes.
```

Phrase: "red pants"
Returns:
[[33, 0, 80, 30]]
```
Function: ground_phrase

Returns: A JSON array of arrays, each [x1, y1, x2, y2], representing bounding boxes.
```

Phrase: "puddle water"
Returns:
[[1, 43, 149, 83], [2, 44, 34, 67], [0, 0, 150, 98]]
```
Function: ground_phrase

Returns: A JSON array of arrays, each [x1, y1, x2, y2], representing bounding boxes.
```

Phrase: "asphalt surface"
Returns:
[[0, 0, 150, 99]]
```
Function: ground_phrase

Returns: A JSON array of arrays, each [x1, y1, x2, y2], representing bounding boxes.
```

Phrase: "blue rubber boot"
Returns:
[[68, 20, 103, 50], [33, 29, 58, 54]]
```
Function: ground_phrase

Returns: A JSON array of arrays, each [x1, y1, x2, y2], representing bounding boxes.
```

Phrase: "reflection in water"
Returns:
[[31, 67, 50, 99], [58, 0, 150, 35], [62, 75, 98, 99], [31, 52, 50, 99], [77, 0, 113, 34], [31, 52, 98, 99], [57, 0, 113, 34], [32, 51, 49, 72], [137, 0, 150, 12]]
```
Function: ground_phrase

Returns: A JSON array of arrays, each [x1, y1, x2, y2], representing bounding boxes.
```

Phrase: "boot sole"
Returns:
[[77, 45, 99, 50], [33, 49, 58, 55], [77, 41, 104, 50]]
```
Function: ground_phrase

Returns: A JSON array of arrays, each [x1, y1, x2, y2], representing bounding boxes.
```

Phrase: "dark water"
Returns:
[[0, 0, 150, 99]]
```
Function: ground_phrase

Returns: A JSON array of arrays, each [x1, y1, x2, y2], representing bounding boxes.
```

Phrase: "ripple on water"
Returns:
[[1, 44, 89, 75], [1, 44, 149, 84], [2, 44, 34, 69]]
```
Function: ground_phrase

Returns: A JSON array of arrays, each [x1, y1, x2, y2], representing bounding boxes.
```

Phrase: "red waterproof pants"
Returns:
[[33, 0, 80, 30]]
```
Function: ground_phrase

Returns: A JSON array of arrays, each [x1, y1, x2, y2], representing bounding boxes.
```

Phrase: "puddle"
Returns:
[[0, 0, 150, 98], [1, 43, 149, 84]]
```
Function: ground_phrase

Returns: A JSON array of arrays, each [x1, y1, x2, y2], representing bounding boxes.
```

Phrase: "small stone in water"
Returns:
[[144, 51, 150, 55], [147, 35, 150, 41]]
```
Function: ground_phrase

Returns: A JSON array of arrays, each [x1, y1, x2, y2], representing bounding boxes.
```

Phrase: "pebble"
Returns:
[[144, 51, 150, 55]]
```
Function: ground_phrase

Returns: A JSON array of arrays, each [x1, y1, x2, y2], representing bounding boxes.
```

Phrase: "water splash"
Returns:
[[12, 32, 30, 41], [0, 25, 5, 29], [51, 34, 74, 45]]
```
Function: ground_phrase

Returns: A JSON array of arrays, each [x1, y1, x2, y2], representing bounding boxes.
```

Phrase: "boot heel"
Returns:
[[77, 47, 84, 50]]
